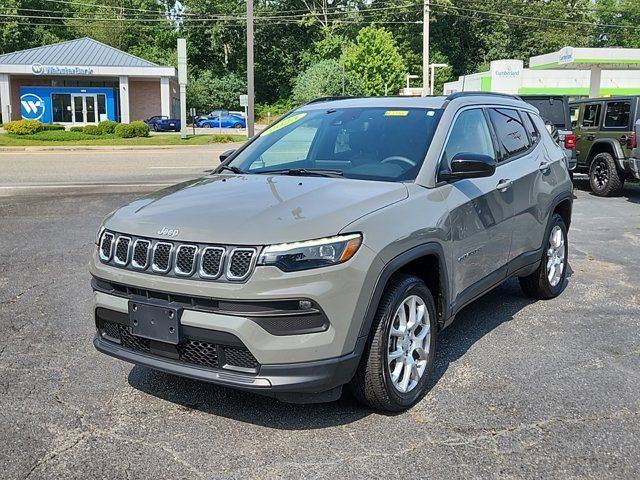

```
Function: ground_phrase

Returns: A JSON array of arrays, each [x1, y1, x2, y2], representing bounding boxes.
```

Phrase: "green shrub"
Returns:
[[130, 121, 150, 137], [41, 123, 65, 131], [115, 121, 149, 138], [4, 119, 43, 135], [97, 120, 118, 134], [114, 123, 136, 138], [69, 126, 84, 132], [83, 125, 102, 135], [209, 134, 237, 143]]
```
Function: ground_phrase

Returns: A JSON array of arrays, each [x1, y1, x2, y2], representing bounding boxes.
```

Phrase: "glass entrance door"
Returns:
[[71, 95, 98, 124], [73, 96, 84, 123]]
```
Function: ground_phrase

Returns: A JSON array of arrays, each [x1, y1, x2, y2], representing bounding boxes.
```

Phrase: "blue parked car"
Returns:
[[196, 113, 246, 129], [144, 116, 181, 132]]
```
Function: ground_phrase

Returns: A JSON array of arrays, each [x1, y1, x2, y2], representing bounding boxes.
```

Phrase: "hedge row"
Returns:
[[4, 119, 149, 138]]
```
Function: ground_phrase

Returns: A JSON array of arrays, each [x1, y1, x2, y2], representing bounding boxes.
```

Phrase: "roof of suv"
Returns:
[[297, 92, 530, 112]]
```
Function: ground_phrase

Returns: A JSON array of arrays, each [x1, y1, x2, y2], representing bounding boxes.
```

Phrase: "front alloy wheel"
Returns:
[[387, 295, 431, 393], [350, 274, 437, 411]]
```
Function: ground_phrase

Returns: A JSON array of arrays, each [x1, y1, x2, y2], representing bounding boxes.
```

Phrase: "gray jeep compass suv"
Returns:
[[92, 93, 573, 411]]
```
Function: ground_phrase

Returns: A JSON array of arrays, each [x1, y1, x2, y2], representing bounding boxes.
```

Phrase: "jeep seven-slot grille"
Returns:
[[132, 240, 150, 269], [100, 320, 259, 372], [228, 249, 256, 280], [175, 245, 197, 275], [99, 231, 258, 282]]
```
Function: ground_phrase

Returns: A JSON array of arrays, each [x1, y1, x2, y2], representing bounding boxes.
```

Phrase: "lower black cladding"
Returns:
[[96, 308, 259, 373]]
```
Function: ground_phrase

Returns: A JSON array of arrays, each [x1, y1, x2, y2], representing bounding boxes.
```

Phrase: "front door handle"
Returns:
[[496, 179, 513, 192], [539, 161, 552, 172]]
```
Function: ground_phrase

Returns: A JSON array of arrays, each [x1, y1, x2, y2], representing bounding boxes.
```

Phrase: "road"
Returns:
[[1, 152, 639, 479], [0, 145, 241, 196]]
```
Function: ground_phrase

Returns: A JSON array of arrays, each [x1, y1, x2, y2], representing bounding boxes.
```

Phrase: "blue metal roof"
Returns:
[[0, 37, 158, 67]]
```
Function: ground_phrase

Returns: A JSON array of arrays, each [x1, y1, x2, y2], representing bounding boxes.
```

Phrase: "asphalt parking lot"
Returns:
[[1, 151, 639, 479]]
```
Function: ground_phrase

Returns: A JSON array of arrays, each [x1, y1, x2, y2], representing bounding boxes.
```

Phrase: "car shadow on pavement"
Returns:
[[127, 277, 566, 427]]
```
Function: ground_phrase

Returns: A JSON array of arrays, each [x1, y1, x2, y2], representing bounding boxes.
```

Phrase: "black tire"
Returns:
[[349, 274, 437, 412], [233, 122, 243, 129], [203, 123, 211, 129], [519, 213, 568, 299], [589, 152, 624, 197], [152, 124, 158, 132]]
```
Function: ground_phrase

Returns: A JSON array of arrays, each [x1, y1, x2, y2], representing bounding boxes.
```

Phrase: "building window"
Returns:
[[97, 94, 107, 122], [51, 94, 72, 123]]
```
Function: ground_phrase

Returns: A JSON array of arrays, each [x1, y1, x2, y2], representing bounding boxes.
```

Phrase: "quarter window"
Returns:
[[443, 109, 494, 164], [522, 112, 540, 144], [582, 104, 601, 128], [487, 108, 530, 161], [603, 101, 631, 129]]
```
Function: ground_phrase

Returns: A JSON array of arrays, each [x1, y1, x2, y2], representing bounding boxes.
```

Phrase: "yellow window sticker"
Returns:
[[261, 113, 307, 136], [384, 110, 409, 117]]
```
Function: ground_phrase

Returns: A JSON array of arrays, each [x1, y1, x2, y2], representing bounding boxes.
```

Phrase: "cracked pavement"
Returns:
[[0, 159, 639, 479]]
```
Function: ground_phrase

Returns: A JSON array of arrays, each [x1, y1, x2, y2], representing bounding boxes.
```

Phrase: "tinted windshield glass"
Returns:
[[522, 98, 567, 128], [227, 107, 443, 182]]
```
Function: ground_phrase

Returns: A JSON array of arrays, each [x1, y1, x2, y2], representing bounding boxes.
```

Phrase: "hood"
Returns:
[[103, 174, 408, 245]]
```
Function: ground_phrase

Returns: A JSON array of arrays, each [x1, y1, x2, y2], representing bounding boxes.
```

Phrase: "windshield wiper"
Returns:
[[255, 168, 343, 178], [218, 165, 248, 174]]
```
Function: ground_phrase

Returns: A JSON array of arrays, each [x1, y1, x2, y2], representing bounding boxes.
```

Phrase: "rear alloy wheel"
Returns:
[[519, 213, 568, 299], [589, 152, 624, 197], [203, 123, 211, 129], [350, 274, 436, 411], [233, 122, 243, 129]]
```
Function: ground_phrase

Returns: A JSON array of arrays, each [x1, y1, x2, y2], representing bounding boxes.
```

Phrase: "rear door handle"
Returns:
[[539, 161, 552, 172], [496, 179, 513, 192]]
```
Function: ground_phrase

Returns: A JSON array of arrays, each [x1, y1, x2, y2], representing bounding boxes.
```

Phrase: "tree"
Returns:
[[187, 71, 247, 113], [291, 59, 363, 104], [344, 26, 406, 96]]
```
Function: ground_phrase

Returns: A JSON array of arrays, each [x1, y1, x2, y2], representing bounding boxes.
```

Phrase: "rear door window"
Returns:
[[522, 112, 540, 144], [603, 101, 631, 129], [487, 108, 531, 161], [582, 104, 601, 128]]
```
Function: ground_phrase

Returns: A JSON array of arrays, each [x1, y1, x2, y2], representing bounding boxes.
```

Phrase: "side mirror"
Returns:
[[219, 149, 236, 162], [441, 153, 496, 181]]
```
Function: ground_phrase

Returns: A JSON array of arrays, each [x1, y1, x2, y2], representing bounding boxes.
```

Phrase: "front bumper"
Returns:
[[94, 332, 365, 402]]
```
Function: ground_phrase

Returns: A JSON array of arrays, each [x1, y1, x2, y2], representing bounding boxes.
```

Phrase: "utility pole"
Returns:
[[246, 0, 255, 138], [177, 38, 187, 139], [422, 0, 430, 96]]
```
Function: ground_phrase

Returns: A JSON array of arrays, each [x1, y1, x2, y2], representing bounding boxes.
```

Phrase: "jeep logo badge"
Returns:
[[157, 227, 179, 237]]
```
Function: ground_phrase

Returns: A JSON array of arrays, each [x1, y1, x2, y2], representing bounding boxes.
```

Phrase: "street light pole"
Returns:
[[246, 0, 255, 138], [422, 0, 430, 96]]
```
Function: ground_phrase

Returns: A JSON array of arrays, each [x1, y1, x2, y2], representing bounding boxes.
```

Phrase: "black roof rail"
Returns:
[[305, 96, 360, 105], [445, 91, 523, 101]]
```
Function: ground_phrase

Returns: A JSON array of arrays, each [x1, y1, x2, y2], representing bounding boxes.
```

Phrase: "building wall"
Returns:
[[129, 79, 161, 121], [9, 76, 50, 120]]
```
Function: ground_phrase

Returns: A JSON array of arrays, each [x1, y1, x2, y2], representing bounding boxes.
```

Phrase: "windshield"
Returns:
[[227, 107, 443, 182]]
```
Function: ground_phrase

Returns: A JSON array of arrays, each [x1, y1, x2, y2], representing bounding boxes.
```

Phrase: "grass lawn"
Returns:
[[0, 131, 246, 146]]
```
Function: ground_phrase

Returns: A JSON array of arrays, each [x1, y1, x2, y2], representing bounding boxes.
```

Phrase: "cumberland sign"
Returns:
[[31, 63, 94, 75]]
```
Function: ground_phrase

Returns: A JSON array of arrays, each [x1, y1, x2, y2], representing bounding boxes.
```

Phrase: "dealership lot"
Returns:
[[0, 152, 639, 479]]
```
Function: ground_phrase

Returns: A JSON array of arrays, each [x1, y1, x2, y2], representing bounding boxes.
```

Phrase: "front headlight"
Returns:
[[95, 225, 106, 246], [258, 233, 362, 272]]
